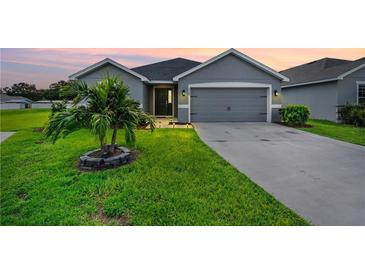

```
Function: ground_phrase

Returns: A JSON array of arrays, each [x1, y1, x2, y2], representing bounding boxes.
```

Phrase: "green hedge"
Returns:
[[279, 104, 310, 126], [338, 104, 365, 127]]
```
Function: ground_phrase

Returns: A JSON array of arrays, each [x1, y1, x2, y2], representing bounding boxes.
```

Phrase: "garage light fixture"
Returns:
[[274, 90, 279, 96], [182, 90, 186, 96]]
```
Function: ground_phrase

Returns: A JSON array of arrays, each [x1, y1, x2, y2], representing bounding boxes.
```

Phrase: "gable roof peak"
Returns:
[[69, 58, 149, 81], [173, 48, 289, 81]]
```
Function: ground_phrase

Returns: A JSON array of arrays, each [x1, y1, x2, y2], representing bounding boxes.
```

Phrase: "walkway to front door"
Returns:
[[155, 88, 173, 116]]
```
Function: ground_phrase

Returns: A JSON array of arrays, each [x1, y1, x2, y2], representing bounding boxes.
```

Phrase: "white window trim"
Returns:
[[152, 85, 175, 117], [356, 81, 365, 104], [187, 82, 272, 123]]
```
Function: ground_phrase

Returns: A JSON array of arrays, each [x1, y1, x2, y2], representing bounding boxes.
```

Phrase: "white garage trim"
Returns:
[[187, 82, 272, 123]]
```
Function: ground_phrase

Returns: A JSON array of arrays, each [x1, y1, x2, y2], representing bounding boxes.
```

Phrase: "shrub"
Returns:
[[279, 104, 310, 126], [338, 104, 365, 127], [51, 100, 67, 115], [137, 117, 149, 129]]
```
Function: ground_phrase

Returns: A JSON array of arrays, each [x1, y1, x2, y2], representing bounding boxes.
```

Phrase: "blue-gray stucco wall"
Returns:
[[282, 81, 338, 122], [282, 67, 365, 122], [337, 66, 365, 105], [76, 63, 148, 111], [177, 54, 282, 123]]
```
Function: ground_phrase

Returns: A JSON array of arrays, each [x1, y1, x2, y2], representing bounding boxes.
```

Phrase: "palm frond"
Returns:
[[60, 80, 89, 105], [90, 113, 111, 147], [45, 75, 155, 149], [44, 107, 90, 143], [139, 111, 156, 131], [122, 120, 136, 146]]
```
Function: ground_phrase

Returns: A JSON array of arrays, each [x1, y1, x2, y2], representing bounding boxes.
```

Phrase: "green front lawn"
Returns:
[[0, 109, 308, 225], [1, 109, 51, 131], [299, 119, 365, 146]]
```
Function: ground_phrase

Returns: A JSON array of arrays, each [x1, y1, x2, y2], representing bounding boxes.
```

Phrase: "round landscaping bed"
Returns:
[[78, 145, 135, 171]]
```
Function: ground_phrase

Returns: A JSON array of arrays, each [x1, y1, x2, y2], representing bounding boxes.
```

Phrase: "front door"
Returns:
[[155, 88, 173, 116]]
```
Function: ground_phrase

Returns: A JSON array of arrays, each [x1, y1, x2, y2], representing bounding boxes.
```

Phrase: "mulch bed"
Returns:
[[88, 147, 125, 158]]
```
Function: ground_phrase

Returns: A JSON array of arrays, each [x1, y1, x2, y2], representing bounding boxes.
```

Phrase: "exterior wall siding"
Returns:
[[147, 85, 154, 114], [31, 103, 53, 109], [76, 63, 147, 111], [177, 54, 282, 123], [337, 67, 365, 105], [1, 103, 26, 110], [282, 81, 338, 121]]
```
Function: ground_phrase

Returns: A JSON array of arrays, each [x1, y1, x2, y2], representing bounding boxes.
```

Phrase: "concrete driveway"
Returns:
[[194, 122, 365, 225]]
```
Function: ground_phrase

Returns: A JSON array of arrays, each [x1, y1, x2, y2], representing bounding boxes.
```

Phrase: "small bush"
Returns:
[[338, 104, 365, 127], [137, 113, 155, 129], [279, 104, 310, 126], [51, 100, 68, 115]]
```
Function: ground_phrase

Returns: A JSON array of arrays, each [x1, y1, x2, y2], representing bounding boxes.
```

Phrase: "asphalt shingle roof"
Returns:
[[281, 57, 365, 86], [132, 58, 201, 81]]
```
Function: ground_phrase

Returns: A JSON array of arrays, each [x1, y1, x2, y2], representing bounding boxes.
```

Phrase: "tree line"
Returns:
[[0, 80, 77, 101]]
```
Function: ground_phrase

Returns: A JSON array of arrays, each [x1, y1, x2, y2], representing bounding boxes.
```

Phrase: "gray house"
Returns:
[[70, 48, 288, 123], [0, 94, 33, 110], [280, 57, 365, 122]]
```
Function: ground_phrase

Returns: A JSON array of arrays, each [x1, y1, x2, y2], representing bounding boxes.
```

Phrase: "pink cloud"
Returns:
[[1, 48, 364, 88]]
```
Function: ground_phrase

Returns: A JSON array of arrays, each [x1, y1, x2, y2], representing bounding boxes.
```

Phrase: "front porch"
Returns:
[[154, 118, 193, 129], [146, 84, 178, 118]]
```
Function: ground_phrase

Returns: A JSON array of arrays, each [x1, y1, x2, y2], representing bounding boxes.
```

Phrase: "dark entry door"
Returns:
[[155, 88, 173, 116]]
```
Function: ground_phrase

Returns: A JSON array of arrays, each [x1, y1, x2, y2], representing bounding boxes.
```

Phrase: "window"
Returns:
[[358, 83, 365, 105], [168, 89, 172, 104]]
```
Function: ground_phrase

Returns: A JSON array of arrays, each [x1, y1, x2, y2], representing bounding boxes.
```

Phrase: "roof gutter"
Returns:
[[338, 63, 365, 80], [282, 62, 365, 88], [282, 78, 338, 88]]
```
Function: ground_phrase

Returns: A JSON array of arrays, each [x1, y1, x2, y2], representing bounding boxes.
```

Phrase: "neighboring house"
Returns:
[[32, 100, 72, 109], [70, 48, 289, 123], [280, 57, 365, 122], [0, 94, 33, 110]]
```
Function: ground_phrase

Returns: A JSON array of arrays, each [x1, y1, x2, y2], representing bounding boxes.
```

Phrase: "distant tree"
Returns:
[[40, 89, 59, 101], [8, 82, 36, 94], [49, 80, 68, 91], [1, 87, 11, 94], [48, 80, 76, 100], [2, 80, 77, 101], [5, 82, 43, 101]]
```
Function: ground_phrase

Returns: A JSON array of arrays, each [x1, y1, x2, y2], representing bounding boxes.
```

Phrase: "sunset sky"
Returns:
[[1, 48, 364, 89]]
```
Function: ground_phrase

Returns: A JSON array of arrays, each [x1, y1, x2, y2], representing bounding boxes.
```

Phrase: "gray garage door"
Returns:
[[190, 88, 267, 122]]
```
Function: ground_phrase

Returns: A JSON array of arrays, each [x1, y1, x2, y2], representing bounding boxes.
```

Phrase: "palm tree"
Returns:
[[44, 76, 155, 155]]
